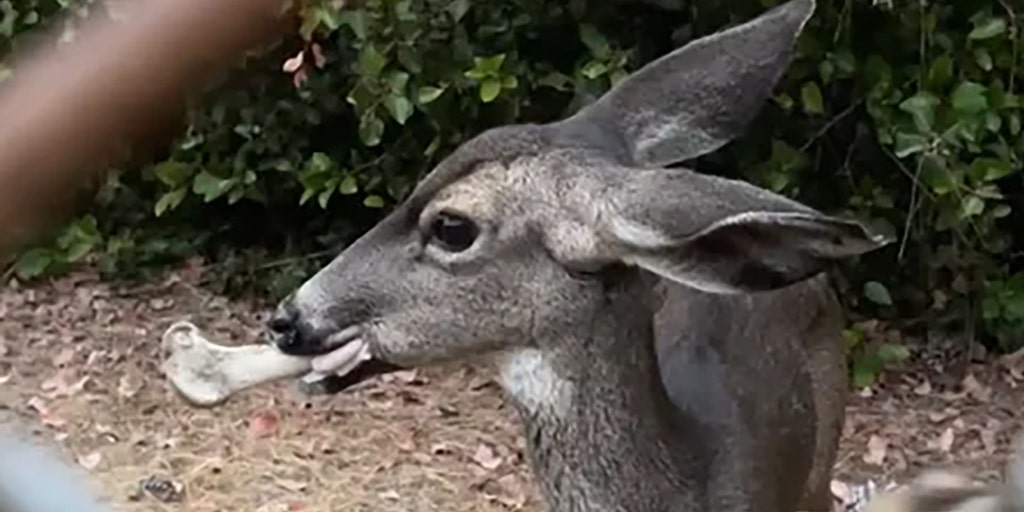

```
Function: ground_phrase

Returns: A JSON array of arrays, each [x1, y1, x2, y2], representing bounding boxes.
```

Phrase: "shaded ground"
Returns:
[[1, 266, 1023, 511]]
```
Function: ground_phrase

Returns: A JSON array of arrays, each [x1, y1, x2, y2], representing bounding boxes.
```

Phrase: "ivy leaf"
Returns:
[[951, 81, 989, 115], [894, 132, 930, 158], [12, 248, 53, 280], [447, 0, 471, 22], [338, 176, 359, 195], [318, 188, 334, 209], [386, 70, 410, 93], [974, 48, 993, 71], [801, 81, 824, 115], [578, 24, 610, 59], [363, 195, 385, 208], [581, 60, 610, 79], [358, 44, 388, 78], [474, 54, 506, 75], [973, 157, 1015, 181], [502, 75, 518, 89], [961, 195, 985, 217], [863, 281, 893, 306], [385, 95, 414, 125], [359, 112, 385, 147], [154, 188, 187, 217], [417, 86, 445, 104], [338, 9, 367, 39], [899, 92, 939, 132], [968, 17, 1006, 40], [479, 78, 502, 103], [192, 171, 233, 202], [153, 161, 192, 187]]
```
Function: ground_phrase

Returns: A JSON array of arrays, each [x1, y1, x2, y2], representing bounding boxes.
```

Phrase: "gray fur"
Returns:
[[273, 1, 892, 511]]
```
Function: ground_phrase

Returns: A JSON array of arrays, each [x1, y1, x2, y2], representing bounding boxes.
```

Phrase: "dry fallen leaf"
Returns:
[[248, 411, 279, 438], [961, 374, 990, 402], [0, 373, 11, 385], [864, 435, 888, 466], [913, 380, 932, 395], [830, 480, 851, 503], [27, 396, 66, 428], [932, 427, 955, 453], [273, 478, 307, 492], [117, 374, 142, 399], [41, 369, 89, 398], [472, 443, 503, 470], [78, 451, 102, 470], [52, 347, 75, 367], [393, 428, 416, 452]]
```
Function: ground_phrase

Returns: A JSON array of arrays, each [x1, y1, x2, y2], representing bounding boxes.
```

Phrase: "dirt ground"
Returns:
[[1, 265, 1023, 512]]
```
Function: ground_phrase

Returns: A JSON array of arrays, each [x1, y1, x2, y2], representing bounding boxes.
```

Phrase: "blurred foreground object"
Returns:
[[0, 434, 109, 512], [0, 0, 295, 259]]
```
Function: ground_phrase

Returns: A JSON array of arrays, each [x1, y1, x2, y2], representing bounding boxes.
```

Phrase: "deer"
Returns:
[[258, 0, 891, 510]]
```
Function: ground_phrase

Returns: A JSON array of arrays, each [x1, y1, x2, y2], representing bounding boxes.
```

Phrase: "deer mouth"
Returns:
[[298, 332, 403, 395]]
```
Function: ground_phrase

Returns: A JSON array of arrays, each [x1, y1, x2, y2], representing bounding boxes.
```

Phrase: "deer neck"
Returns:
[[495, 276, 705, 512]]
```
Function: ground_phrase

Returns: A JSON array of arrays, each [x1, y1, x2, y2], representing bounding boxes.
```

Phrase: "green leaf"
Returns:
[[926, 56, 954, 89], [153, 161, 192, 187], [154, 188, 187, 217], [974, 48, 993, 71], [578, 24, 610, 59], [961, 195, 985, 217], [479, 78, 502, 103], [501, 75, 518, 89], [384, 95, 414, 125], [800, 81, 824, 115], [474, 54, 506, 75], [386, 70, 410, 93], [359, 112, 385, 147], [992, 204, 1012, 218], [894, 132, 930, 158], [852, 356, 880, 388], [318, 188, 334, 209], [863, 281, 893, 305], [192, 171, 233, 202], [973, 157, 1015, 181], [968, 17, 1006, 40], [358, 44, 388, 78], [951, 81, 989, 115], [417, 86, 445, 104], [337, 9, 366, 38], [307, 152, 333, 175], [581, 60, 608, 80], [899, 92, 940, 132], [12, 248, 53, 280], [338, 176, 359, 195], [877, 343, 910, 363], [363, 195, 385, 208], [446, 0, 471, 22]]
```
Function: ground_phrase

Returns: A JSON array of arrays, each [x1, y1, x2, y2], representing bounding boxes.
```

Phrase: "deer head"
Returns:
[[267, 0, 887, 380]]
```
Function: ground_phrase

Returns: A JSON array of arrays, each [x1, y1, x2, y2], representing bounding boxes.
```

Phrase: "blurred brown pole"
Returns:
[[0, 0, 296, 260]]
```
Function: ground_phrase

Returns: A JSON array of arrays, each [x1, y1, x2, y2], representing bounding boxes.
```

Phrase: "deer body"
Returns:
[[267, 1, 889, 511]]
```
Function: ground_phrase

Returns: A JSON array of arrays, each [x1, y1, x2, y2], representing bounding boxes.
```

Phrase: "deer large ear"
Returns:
[[557, 0, 815, 168], [584, 167, 890, 294]]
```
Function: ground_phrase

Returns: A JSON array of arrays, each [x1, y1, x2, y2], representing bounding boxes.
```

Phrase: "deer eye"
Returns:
[[429, 212, 479, 253]]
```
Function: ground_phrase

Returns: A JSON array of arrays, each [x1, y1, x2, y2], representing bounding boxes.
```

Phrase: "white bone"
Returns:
[[160, 321, 315, 407]]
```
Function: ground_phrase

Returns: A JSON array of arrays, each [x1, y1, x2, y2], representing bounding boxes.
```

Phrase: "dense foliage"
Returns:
[[2, 0, 1023, 377]]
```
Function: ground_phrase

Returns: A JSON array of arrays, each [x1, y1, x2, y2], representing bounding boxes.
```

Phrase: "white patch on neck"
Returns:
[[496, 349, 573, 418]]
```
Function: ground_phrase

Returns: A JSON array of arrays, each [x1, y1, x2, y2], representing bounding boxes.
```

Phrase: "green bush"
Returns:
[[4, 0, 1024, 357]]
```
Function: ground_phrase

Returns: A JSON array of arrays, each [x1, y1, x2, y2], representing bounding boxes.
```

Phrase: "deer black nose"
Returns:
[[268, 304, 301, 351]]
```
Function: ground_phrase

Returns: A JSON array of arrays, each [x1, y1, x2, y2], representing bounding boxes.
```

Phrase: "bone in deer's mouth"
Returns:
[[160, 321, 395, 407]]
